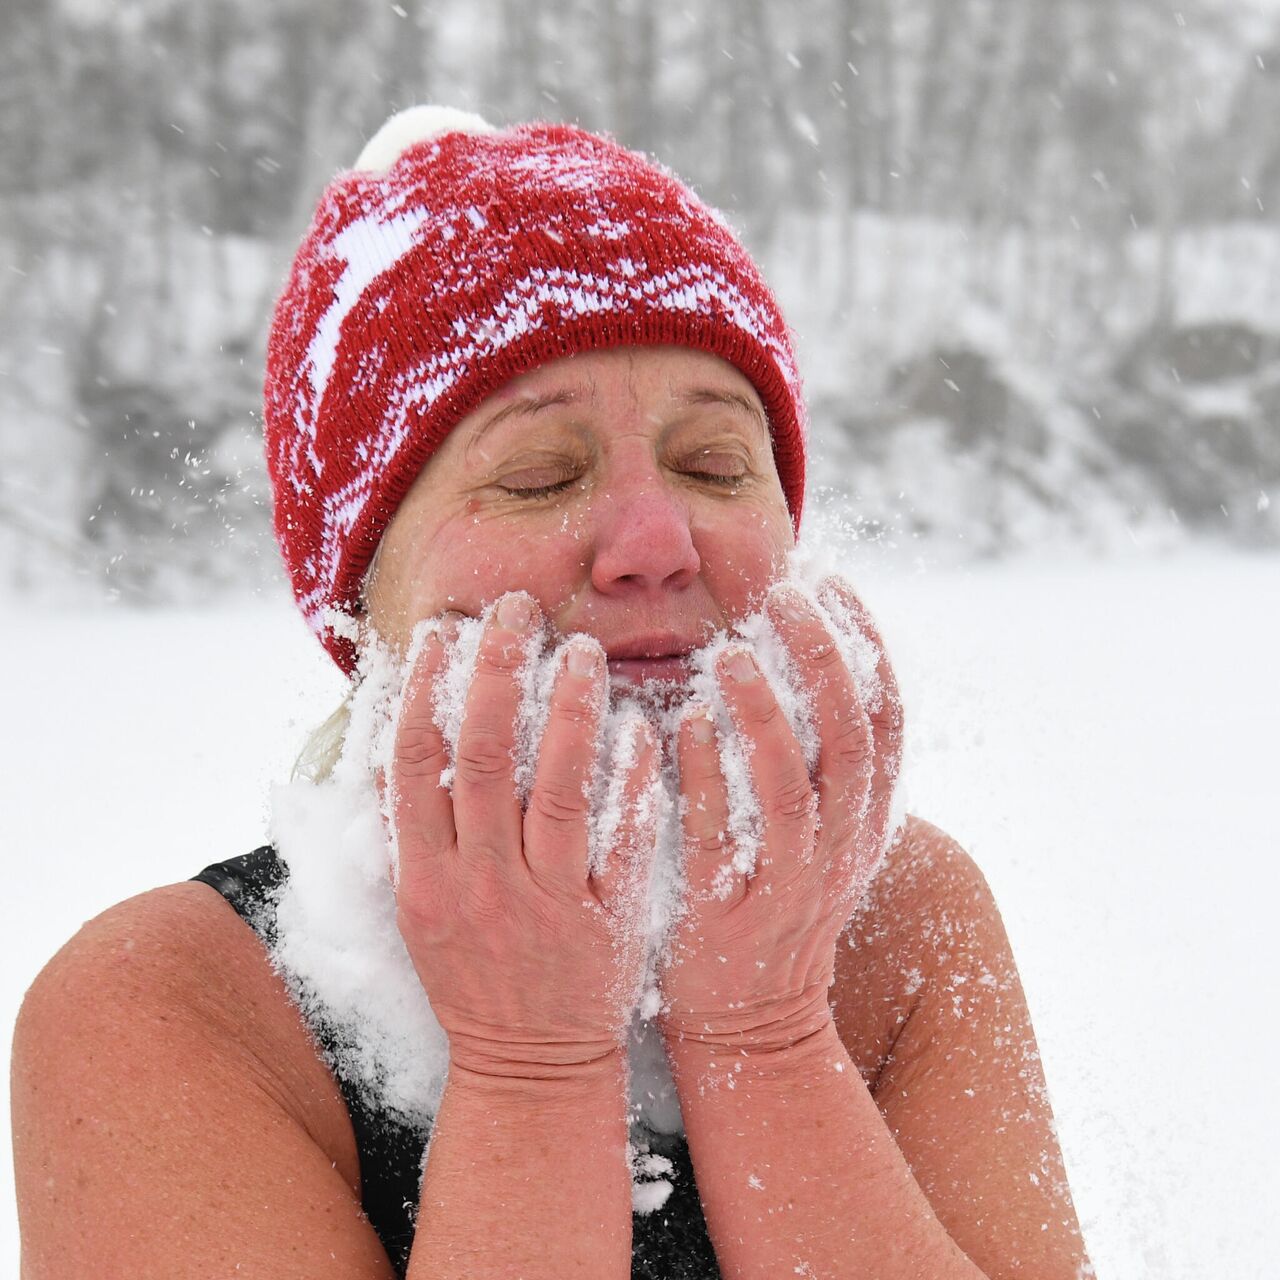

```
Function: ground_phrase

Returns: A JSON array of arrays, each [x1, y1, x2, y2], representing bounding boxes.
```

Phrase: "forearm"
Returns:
[[408, 1051, 633, 1279], [666, 1021, 988, 1280]]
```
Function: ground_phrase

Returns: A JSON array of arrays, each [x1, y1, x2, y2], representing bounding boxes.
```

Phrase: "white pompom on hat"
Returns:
[[353, 105, 498, 174]]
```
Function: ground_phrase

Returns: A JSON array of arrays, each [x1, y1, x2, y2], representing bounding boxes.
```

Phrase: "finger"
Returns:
[[391, 627, 456, 895], [674, 705, 739, 904], [715, 646, 817, 898], [766, 586, 875, 856], [451, 592, 541, 874], [523, 638, 605, 896], [591, 716, 660, 918], [817, 577, 905, 833]]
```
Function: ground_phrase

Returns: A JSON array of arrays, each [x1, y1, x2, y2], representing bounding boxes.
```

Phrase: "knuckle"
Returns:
[[831, 718, 873, 771], [872, 682, 905, 732], [454, 893, 511, 937], [530, 779, 587, 829], [868, 774, 896, 816], [454, 728, 514, 785], [474, 637, 527, 678], [744, 696, 783, 730], [819, 816, 859, 856], [684, 754, 726, 790], [453, 860, 511, 919], [766, 774, 817, 823], [713, 905, 758, 942], [550, 694, 598, 728], [396, 724, 448, 781], [688, 828, 728, 859], [806, 635, 845, 673]]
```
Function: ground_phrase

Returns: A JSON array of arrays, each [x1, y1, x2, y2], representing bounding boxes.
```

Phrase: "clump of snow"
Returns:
[[627, 1140, 676, 1214], [269, 785, 444, 1121], [267, 543, 904, 1207]]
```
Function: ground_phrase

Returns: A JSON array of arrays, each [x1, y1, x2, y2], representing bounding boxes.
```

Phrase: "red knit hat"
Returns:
[[264, 106, 808, 674]]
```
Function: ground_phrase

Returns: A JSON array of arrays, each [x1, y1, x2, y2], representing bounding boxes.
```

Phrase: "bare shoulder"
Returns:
[[832, 817, 1094, 1278], [15, 879, 353, 1170], [12, 882, 388, 1277], [863, 812, 995, 927], [831, 814, 1002, 1086]]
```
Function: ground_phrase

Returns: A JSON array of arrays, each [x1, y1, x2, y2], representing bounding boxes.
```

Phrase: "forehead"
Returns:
[[492, 343, 755, 390], [471, 345, 768, 435]]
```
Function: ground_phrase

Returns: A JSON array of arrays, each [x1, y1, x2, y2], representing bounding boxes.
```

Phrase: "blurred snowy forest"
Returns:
[[2, 0, 1279, 603]]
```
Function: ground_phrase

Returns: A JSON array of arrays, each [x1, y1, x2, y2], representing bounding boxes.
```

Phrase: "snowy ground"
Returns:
[[3, 549, 1277, 1276]]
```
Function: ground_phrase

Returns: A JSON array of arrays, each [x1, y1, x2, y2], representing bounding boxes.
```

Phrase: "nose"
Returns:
[[590, 475, 700, 598]]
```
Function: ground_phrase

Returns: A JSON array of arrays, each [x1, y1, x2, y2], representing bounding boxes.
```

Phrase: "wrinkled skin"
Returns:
[[365, 345, 901, 1065]]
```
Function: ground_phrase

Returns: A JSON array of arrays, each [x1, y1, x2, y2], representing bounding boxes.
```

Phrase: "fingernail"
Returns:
[[771, 587, 809, 624], [724, 648, 758, 683], [497, 593, 533, 632], [688, 710, 715, 743], [567, 639, 598, 677], [439, 611, 465, 643]]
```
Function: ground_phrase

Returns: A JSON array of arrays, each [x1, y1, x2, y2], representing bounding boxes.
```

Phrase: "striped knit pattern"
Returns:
[[264, 121, 808, 674]]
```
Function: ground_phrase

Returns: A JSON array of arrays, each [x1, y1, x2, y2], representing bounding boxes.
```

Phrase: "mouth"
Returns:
[[602, 635, 700, 687], [606, 654, 694, 686]]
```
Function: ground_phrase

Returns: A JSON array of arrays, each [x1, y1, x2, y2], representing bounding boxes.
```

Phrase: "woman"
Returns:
[[11, 107, 1093, 1279]]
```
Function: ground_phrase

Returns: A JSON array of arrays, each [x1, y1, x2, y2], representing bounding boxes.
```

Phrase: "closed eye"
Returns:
[[499, 476, 580, 500], [677, 448, 752, 488]]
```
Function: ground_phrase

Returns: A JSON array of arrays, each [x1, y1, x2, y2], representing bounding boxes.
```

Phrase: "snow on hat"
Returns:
[[264, 105, 808, 674]]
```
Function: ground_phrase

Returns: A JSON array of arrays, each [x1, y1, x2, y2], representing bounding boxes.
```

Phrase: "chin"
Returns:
[[607, 674, 694, 717]]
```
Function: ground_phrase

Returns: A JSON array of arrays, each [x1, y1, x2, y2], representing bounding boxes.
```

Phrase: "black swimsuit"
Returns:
[[192, 848, 721, 1278]]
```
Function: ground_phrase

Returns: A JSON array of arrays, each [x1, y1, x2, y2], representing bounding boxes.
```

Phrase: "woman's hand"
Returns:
[[658, 578, 904, 1056], [390, 592, 659, 1080]]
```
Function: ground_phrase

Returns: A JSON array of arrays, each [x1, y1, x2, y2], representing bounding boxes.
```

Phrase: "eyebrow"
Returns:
[[465, 380, 770, 458], [678, 387, 769, 438], [467, 386, 589, 457]]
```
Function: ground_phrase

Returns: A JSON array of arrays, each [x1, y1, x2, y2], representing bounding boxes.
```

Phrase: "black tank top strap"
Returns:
[[192, 849, 426, 1273], [192, 847, 287, 943], [192, 850, 721, 1278]]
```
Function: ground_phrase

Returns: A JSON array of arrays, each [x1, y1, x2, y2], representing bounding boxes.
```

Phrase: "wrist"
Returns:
[[445, 1051, 630, 1137], [447, 1039, 628, 1103], [658, 987, 835, 1058], [663, 1017, 846, 1093]]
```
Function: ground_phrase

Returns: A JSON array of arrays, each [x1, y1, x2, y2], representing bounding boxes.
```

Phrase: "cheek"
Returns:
[[420, 511, 591, 616], [694, 506, 792, 616]]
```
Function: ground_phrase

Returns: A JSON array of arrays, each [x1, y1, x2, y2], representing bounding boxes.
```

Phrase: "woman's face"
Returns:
[[364, 345, 795, 687]]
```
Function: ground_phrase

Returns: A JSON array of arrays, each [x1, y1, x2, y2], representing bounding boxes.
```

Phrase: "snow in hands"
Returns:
[[267, 551, 904, 1210]]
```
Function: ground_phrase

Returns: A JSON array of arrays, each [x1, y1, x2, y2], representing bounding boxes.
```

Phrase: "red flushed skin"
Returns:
[[364, 346, 794, 659]]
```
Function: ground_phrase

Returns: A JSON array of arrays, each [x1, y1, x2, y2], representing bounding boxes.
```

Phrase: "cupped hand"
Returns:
[[658, 577, 904, 1055], [390, 592, 659, 1080]]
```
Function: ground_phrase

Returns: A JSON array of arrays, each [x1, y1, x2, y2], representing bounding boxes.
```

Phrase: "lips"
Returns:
[[606, 654, 694, 685], [601, 634, 701, 686]]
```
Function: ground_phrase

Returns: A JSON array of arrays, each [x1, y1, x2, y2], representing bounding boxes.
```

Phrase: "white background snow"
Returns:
[[5, 2, 1280, 1270], [3, 546, 1277, 1277]]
